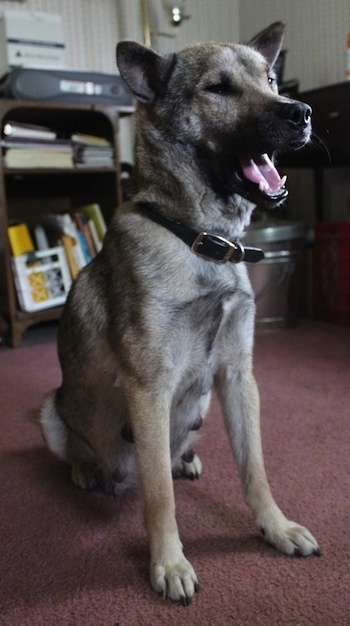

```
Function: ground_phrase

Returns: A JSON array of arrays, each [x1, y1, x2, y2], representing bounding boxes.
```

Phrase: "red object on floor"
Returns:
[[313, 222, 350, 325]]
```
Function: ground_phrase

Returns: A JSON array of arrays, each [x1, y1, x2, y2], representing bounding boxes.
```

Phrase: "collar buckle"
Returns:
[[191, 232, 245, 264]]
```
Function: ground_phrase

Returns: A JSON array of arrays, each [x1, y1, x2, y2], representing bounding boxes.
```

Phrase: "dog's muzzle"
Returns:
[[278, 101, 312, 130], [233, 99, 312, 208]]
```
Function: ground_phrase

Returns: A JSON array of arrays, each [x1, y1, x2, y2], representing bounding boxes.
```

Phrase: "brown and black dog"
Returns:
[[40, 22, 320, 605]]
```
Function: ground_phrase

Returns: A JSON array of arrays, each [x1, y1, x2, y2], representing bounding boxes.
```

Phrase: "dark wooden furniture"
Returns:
[[0, 99, 133, 347], [278, 81, 350, 220]]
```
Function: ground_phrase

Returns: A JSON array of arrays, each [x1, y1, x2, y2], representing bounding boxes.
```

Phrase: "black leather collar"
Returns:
[[138, 203, 264, 264]]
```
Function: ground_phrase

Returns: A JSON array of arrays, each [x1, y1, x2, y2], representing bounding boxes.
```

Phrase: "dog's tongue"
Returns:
[[239, 153, 285, 195]]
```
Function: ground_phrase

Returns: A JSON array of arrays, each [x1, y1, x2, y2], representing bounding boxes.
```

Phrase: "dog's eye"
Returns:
[[268, 75, 277, 89], [204, 83, 237, 96]]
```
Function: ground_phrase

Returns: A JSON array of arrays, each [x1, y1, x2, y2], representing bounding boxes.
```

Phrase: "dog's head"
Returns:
[[117, 23, 311, 210]]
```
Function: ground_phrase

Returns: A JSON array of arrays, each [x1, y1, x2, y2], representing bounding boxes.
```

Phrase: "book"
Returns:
[[61, 234, 80, 279], [3, 147, 74, 169], [76, 231, 93, 263], [41, 213, 87, 271], [73, 143, 114, 168], [3, 122, 57, 141], [8, 223, 34, 256], [87, 218, 103, 253], [80, 203, 107, 242], [71, 133, 111, 146], [73, 213, 96, 261], [1, 137, 72, 149]]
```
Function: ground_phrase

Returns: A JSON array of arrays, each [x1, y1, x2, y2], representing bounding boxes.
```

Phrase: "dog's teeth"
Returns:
[[280, 175, 287, 188], [259, 181, 269, 192]]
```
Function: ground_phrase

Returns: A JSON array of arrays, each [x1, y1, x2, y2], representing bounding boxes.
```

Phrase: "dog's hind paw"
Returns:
[[259, 517, 320, 557], [182, 452, 202, 480], [172, 450, 202, 481], [151, 556, 199, 605], [71, 462, 102, 492]]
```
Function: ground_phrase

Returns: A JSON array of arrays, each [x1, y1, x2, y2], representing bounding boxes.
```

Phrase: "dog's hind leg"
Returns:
[[40, 392, 108, 492], [215, 360, 320, 558], [40, 392, 69, 462]]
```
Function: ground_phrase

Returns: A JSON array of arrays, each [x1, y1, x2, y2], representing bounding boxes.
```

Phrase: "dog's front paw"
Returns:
[[259, 517, 320, 557], [150, 556, 198, 605]]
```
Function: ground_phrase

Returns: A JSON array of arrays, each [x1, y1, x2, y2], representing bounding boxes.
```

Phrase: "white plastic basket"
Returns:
[[11, 246, 72, 312]]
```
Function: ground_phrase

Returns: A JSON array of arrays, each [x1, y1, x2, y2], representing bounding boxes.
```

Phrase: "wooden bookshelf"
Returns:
[[0, 99, 131, 347]]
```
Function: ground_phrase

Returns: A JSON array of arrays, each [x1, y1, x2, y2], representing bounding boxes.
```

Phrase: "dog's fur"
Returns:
[[40, 23, 320, 605]]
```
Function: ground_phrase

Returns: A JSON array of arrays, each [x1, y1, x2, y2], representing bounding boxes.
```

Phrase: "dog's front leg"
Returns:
[[215, 362, 320, 557], [124, 380, 198, 605]]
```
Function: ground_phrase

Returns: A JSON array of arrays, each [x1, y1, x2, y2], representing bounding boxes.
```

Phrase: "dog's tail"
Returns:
[[39, 392, 68, 462]]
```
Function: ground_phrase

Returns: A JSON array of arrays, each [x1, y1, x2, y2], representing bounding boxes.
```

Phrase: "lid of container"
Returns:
[[244, 221, 307, 244]]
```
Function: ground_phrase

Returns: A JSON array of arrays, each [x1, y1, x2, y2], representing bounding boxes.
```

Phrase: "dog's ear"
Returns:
[[116, 41, 176, 103], [248, 21, 285, 68]]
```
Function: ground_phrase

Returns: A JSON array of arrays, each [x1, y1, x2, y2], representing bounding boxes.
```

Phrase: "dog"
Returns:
[[40, 22, 320, 605]]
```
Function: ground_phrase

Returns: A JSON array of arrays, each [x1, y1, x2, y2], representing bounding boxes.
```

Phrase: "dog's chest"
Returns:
[[169, 282, 252, 441], [174, 271, 253, 365]]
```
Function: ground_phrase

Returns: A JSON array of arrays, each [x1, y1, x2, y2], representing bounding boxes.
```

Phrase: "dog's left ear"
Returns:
[[116, 41, 176, 103], [248, 21, 285, 68]]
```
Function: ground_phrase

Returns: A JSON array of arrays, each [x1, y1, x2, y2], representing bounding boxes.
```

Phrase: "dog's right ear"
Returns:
[[248, 22, 285, 68], [116, 41, 176, 103]]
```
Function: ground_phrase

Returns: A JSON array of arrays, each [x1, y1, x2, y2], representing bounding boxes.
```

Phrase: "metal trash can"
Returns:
[[244, 221, 307, 331]]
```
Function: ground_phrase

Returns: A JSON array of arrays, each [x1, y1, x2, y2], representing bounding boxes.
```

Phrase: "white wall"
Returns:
[[117, 0, 240, 53], [240, 0, 350, 91]]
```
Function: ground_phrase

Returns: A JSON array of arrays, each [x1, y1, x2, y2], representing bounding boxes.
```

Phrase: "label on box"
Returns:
[[1, 10, 66, 71], [7, 39, 65, 69]]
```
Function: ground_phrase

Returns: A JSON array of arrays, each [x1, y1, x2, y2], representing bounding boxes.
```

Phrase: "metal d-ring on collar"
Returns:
[[138, 203, 264, 264]]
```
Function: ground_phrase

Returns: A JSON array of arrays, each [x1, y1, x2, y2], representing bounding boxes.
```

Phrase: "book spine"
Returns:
[[87, 218, 103, 253], [7, 223, 34, 256], [81, 203, 107, 241], [61, 234, 80, 280], [73, 213, 96, 260]]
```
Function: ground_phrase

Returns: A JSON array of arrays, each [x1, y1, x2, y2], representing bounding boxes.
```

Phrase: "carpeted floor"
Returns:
[[0, 321, 349, 625]]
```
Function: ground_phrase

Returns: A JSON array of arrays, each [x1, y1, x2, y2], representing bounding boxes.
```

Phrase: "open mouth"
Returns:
[[236, 153, 288, 206]]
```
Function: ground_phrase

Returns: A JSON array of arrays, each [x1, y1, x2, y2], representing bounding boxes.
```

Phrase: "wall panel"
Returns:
[[239, 0, 350, 91]]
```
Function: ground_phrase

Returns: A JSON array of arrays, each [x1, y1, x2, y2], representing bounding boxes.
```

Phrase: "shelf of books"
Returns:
[[7, 204, 106, 312], [2, 121, 116, 170], [0, 99, 132, 347]]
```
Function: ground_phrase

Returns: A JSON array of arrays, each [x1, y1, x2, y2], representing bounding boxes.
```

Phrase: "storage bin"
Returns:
[[313, 222, 350, 325], [11, 246, 72, 312], [244, 221, 307, 331]]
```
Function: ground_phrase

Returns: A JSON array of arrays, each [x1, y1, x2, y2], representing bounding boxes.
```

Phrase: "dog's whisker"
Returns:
[[310, 132, 332, 164]]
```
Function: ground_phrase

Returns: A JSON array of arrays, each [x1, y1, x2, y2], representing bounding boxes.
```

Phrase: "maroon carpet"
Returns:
[[1, 321, 349, 625]]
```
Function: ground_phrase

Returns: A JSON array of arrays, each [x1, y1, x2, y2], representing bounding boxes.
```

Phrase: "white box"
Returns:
[[11, 246, 72, 312], [0, 10, 66, 78]]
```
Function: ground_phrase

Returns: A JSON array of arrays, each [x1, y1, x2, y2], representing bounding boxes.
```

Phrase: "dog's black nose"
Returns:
[[279, 101, 312, 128]]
